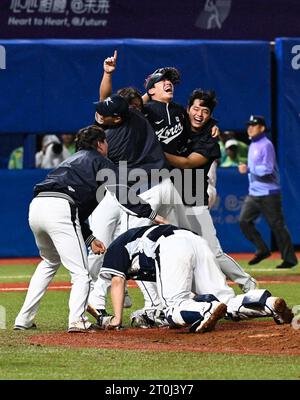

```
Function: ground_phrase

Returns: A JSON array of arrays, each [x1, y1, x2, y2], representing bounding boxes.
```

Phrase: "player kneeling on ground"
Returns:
[[125, 226, 293, 329]]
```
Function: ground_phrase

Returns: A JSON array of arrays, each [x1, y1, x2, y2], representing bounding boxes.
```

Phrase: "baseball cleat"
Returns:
[[131, 312, 153, 329], [13, 323, 37, 331], [68, 321, 102, 333], [190, 302, 227, 333], [272, 298, 294, 325]]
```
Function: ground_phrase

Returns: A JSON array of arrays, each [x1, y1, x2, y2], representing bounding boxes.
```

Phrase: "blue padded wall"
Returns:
[[0, 39, 271, 133], [275, 38, 300, 244]]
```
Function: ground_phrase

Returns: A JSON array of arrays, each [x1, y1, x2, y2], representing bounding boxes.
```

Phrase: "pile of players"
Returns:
[[14, 51, 294, 333]]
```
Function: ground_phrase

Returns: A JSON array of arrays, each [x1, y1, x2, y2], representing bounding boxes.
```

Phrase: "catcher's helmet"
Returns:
[[144, 67, 180, 92]]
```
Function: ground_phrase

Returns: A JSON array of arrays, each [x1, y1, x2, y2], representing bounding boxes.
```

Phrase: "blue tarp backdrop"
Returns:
[[0, 39, 271, 132]]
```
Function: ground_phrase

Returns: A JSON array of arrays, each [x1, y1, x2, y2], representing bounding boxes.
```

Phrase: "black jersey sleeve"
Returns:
[[192, 139, 221, 160], [188, 119, 221, 160], [100, 235, 131, 280]]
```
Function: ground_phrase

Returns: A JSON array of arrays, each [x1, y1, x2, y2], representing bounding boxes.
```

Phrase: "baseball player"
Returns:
[[164, 89, 257, 293], [91, 224, 293, 331], [14, 125, 165, 333], [90, 53, 184, 316], [96, 224, 228, 332], [88, 53, 146, 311], [88, 94, 189, 317]]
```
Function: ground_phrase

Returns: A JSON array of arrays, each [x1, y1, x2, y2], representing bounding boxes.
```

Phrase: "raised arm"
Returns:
[[99, 50, 118, 101]]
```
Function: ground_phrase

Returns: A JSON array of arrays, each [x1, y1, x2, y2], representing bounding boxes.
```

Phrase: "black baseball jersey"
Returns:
[[34, 149, 156, 243], [100, 224, 182, 281], [96, 109, 167, 191], [144, 101, 188, 155], [180, 118, 221, 206], [97, 109, 167, 172]]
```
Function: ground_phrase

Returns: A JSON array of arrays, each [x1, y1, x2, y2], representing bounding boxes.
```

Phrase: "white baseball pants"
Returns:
[[15, 197, 91, 328], [120, 178, 191, 310], [156, 231, 275, 322], [185, 205, 255, 290]]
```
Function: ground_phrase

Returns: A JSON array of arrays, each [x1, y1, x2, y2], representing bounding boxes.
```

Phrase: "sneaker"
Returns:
[[68, 321, 102, 333], [248, 252, 271, 265], [276, 261, 297, 269], [13, 323, 37, 331], [271, 298, 294, 325], [190, 302, 227, 333]]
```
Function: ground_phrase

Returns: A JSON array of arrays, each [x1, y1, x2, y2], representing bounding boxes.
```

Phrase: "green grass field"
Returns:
[[0, 259, 299, 380]]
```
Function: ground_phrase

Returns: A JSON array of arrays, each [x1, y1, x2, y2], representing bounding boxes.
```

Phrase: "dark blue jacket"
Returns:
[[34, 149, 156, 244]]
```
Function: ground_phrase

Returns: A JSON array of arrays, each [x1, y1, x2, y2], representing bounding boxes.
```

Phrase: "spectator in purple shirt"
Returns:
[[238, 115, 298, 269]]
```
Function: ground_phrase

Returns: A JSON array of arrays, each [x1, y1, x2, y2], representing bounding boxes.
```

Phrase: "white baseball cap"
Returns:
[[225, 139, 238, 149]]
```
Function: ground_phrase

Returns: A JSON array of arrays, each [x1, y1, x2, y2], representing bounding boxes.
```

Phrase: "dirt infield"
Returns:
[[29, 321, 300, 356]]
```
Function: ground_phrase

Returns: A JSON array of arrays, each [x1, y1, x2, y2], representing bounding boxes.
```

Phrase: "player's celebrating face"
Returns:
[[148, 79, 174, 102], [188, 99, 211, 130]]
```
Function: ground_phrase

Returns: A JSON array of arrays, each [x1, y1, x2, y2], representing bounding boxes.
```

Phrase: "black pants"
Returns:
[[239, 194, 297, 264]]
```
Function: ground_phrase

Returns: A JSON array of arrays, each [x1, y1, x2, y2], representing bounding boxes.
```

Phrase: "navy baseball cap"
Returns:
[[144, 67, 180, 91], [95, 94, 129, 118], [246, 115, 267, 127]]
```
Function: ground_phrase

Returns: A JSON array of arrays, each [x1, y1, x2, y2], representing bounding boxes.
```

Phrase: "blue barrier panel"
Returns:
[[211, 168, 271, 253], [0, 168, 270, 257], [275, 38, 300, 244], [125, 39, 271, 131], [0, 41, 44, 132], [0, 39, 271, 132], [0, 169, 48, 257]]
